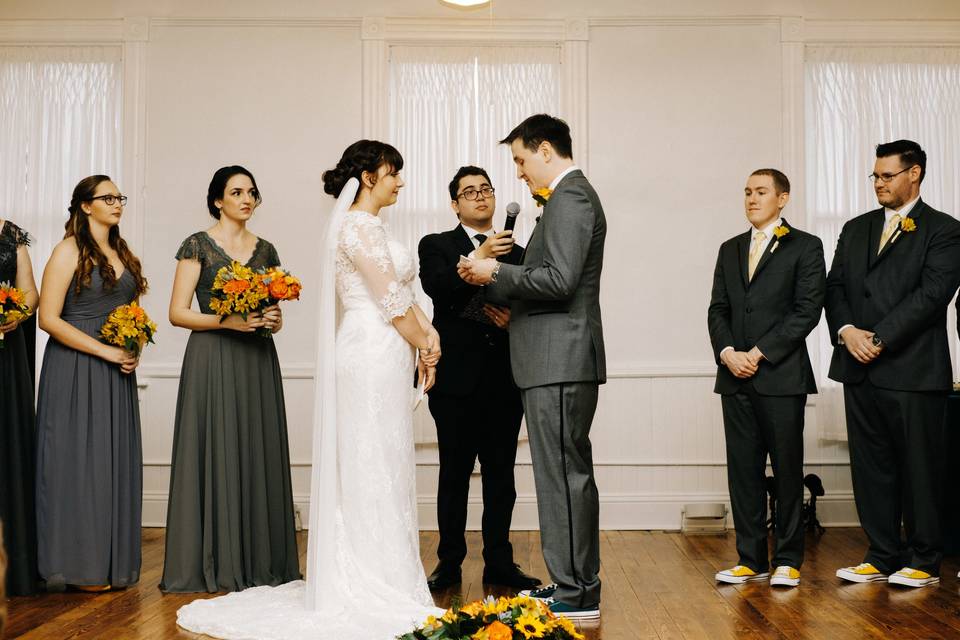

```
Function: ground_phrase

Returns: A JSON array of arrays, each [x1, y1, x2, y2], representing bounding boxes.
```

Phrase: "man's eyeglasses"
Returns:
[[89, 194, 128, 206], [457, 186, 495, 201], [868, 167, 914, 184]]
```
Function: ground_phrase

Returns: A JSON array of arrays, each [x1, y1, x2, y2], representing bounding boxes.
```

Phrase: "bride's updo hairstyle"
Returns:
[[322, 140, 404, 201]]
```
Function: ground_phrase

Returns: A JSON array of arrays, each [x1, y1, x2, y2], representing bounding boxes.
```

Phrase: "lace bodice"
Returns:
[[0, 220, 31, 284], [335, 211, 415, 321]]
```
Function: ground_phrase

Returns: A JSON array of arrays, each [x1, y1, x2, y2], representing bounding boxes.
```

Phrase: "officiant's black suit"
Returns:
[[418, 225, 526, 582], [826, 199, 960, 576], [708, 220, 826, 572]]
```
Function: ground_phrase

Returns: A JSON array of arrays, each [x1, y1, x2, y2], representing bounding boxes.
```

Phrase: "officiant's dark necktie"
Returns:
[[474, 233, 487, 246]]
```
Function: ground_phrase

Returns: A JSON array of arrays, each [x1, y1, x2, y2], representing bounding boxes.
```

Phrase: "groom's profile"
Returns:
[[458, 114, 606, 621]]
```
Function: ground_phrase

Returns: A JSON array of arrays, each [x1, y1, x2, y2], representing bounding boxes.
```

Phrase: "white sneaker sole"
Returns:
[[888, 574, 939, 588], [770, 576, 800, 587], [555, 608, 601, 621], [715, 572, 769, 584], [836, 569, 888, 583]]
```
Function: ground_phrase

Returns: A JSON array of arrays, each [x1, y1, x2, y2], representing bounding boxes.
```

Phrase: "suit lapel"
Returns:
[[748, 219, 791, 285], [736, 231, 750, 288], [866, 209, 885, 270], [873, 200, 924, 268], [452, 224, 477, 257]]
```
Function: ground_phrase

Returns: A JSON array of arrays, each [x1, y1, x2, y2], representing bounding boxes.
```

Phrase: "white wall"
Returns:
[[2, 0, 959, 530]]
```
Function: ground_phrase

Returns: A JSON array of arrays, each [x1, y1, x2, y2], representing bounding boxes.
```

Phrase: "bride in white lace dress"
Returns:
[[176, 141, 445, 639]]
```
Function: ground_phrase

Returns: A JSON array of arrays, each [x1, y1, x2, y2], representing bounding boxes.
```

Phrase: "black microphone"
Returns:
[[503, 201, 520, 233], [497, 202, 521, 263]]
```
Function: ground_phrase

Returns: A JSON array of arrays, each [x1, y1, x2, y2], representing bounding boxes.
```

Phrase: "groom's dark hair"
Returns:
[[500, 114, 573, 159], [448, 165, 492, 201]]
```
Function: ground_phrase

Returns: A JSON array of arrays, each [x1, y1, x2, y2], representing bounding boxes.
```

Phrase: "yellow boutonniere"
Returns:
[[770, 224, 790, 253], [900, 217, 917, 232], [532, 188, 552, 207]]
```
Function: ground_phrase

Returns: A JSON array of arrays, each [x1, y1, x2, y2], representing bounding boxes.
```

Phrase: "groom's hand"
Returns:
[[483, 304, 510, 329], [457, 256, 498, 285]]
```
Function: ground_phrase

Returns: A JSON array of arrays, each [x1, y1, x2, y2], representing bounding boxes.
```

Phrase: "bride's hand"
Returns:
[[422, 364, 436, 393], [419, 328, 441, 367]]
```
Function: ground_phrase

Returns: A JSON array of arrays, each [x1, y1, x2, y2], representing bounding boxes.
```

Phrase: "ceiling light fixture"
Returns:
[[439, 0, 491, 8]]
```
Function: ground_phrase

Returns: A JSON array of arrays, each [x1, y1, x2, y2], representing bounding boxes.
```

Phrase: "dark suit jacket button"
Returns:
[[864, 289, 871, 298], [745, 307, 752, 314]]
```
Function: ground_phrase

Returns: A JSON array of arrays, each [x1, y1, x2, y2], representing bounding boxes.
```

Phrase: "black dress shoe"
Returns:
[[482, 563, 542, 589], [427, 564, 462, 590]]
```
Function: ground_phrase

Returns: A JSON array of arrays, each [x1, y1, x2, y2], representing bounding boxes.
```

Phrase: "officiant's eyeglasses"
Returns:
[[869, 167, 913, 183], [89, 194, 128, 206], [457, 186, 495, 201]]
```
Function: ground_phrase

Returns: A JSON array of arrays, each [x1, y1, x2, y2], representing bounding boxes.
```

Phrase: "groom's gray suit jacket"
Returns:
[[489, 169, 606, 389]]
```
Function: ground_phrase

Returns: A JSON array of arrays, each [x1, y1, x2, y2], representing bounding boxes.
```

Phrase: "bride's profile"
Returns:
[[176, 140, 444, 639]]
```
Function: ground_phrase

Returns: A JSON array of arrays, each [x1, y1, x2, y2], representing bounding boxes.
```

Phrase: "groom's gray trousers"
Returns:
[[522, 382, 601, 608]]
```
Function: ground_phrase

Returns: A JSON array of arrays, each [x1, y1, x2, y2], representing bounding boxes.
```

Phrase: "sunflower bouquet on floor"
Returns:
[[399, 595, 584, 640], [100, 301, 157, 356], [209, 261, 302, 337], [0, 281, 32, 349]]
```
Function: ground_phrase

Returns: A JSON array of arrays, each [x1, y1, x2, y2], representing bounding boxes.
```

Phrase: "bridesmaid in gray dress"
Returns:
[[160, 166, 299, 593], [36, 176, 148, 590]]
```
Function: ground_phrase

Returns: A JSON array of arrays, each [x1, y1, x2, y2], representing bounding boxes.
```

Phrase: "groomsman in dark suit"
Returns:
[[828, 140, 960, 587], [708, 169, 826, 588], [418, 166, 540, 591]]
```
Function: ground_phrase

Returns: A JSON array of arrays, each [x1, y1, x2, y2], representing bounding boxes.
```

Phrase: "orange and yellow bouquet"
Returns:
[[399, 595, 584, 640], [100, 301, 157, 356], [0, 281, 31, 349], [209, 262, 302, 337]]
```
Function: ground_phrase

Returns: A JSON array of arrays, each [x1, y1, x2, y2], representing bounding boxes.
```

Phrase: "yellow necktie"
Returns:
[[748, 231, 766, 281], [878, 214, 901, 254]]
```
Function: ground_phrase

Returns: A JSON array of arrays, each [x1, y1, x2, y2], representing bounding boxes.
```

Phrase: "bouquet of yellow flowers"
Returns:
[[100, 301, 157, 356], [209, 262, 302, 337], [399, 595, 584, 640], [0, 282, 31, 350]]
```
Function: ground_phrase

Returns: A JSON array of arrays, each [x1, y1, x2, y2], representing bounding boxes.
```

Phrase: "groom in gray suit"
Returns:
[[458, 114, 605, 621]]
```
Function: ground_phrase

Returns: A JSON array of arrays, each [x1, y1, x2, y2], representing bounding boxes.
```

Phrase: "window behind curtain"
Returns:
[[0, 46, 123, 361], [387, 45, 560, 274], [805, 46, 960, 440]]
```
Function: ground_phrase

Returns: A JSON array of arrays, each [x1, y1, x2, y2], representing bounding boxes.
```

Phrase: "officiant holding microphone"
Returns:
[[418, 165, 540, 591]]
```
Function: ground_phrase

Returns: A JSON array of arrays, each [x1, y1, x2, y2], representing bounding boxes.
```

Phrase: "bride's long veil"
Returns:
[[305, 177, 359, 610]]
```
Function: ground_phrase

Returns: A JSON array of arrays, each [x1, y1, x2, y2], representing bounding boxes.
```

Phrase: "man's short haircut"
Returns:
[[499, 114, 573, 159], [750, 168, 791, 194], [448, 165, 492, 201], [876, 139, 926, 183]]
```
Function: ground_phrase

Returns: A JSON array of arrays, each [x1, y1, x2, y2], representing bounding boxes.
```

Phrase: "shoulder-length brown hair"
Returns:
[[65, 175, 148, 296]]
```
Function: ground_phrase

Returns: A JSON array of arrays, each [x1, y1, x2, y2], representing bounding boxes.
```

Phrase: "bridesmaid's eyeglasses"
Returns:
[[89, 195, 128, 206]]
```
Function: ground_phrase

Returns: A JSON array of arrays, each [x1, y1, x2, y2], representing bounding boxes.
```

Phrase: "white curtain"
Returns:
[[805, 46, 960, 441], [0, 46, 123, 369], [387, 44, 560, 444]]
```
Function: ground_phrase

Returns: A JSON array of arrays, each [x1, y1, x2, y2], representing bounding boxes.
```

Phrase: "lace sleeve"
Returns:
[[175, 233, 205, 262], [342, 216, 414, 321], [10, 223, 31, 247]]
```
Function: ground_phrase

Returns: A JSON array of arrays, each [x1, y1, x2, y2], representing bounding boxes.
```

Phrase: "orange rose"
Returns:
[[484, 621, 513, 640], [268, 277, 290, 300], [0, 290, 8, 304], [223, 279, 251, 294]]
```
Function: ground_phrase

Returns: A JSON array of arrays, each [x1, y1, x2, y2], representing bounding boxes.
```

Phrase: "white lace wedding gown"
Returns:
[[176, 209, 443, 639]]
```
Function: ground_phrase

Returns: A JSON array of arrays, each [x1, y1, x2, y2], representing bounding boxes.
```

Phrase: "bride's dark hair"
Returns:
[[322, 140, 404, 199]]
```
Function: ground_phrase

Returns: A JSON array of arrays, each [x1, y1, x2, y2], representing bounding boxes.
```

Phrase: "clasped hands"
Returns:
[[840, 326, 883, 364], [721, 346, 765, 379], [457, 230, 513, 286], [417, 326, 442, 392]]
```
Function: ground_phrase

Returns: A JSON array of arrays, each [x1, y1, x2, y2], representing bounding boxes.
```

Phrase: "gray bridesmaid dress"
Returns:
[[160, 232, 300, 593], [35, 268, 143, 587]]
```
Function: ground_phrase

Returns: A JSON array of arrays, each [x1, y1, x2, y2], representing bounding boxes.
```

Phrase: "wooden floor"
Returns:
[[6, 527, 960, 639]]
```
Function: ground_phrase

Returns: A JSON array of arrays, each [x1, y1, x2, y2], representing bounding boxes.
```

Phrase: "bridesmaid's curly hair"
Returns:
[[322, 140, 403, 201], [65, 175, 148, 296]]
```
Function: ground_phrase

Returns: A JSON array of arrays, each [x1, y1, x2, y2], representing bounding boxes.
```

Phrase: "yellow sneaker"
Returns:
[[836, 563, 888, 583], [888, 568, 939, 588], [715, 565, 768, 584], [770, 566, 800, 587]]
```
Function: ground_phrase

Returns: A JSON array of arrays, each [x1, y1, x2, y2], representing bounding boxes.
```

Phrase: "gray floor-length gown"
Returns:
[[160, 232, 300, 593], [35, 268, 143, 587]]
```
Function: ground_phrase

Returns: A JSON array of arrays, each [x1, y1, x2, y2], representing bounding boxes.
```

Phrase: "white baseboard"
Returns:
[[142, 490, 861, 530]]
